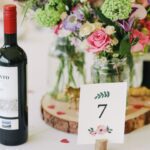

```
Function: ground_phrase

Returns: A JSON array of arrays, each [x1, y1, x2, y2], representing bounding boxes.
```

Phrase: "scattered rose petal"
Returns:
[[60, 139, 70, 144], [57, 111, 66, 115], [133, 104, 144, 109], [48, 105, 55, 109]]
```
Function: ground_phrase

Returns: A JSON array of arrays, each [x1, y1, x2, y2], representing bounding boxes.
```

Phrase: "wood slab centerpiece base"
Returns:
[[41, 94, 78, 134], [41, 87, 150, 134]]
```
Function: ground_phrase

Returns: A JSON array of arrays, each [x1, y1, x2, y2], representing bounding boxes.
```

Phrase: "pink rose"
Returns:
[[131, 29, 150, 52], [87, 29, 111, 53], [96, 125, 107, 134]]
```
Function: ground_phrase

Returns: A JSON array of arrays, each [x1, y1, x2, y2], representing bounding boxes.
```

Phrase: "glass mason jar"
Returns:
[[91, 57, 129, 84], [132, 55, 143, 87], [48, 37, 86, 101]]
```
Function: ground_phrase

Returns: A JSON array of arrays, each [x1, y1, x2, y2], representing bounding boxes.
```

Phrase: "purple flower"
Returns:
[[63, 14, 82, 32], [73, 9, 84, 21], [118, 17, 134, 32], [148, 0, 150, 4], [118, 4, 147, 32], [118, 7, 137, 32], [62, 7, 84, 32]]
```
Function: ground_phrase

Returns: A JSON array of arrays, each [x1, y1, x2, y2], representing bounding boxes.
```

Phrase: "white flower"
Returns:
[[105, 46, 113, 53], [111, 37, 118, 45], [79, 22, 102, 37], [80, 0, 87, 3], [99, 57, 107, 64], [105, 26, 116, 35], [113, 53, 119, 58], [93, 22, 103, 29], [79, 22, 95, 37]]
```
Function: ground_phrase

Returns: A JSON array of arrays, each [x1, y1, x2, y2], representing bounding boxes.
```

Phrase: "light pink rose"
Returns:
[[131, 4, 147, 20], [131, 29, 150, 52], [131, 43, 144, 52], [87, 29, 111, 53], [96, 125, 107, 134]]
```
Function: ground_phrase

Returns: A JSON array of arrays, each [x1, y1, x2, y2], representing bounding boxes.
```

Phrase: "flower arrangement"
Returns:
[[17, 0, 150, 85], [24, 0, 149, 70]]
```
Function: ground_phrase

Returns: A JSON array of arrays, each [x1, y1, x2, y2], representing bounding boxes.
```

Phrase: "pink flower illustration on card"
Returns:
[[96, 125, 107, 134], [88, 125, 112, 136], [90, 131, 97, 136]]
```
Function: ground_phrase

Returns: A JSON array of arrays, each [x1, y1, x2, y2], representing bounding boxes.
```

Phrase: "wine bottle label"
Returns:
[[0, 66, 18, 130], [0, 118, 19, 130]]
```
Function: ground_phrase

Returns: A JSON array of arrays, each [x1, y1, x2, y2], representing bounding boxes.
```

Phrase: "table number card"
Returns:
[[78, 82, 127, 144]]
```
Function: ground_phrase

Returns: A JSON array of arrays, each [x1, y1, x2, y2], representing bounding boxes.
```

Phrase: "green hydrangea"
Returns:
[[101, 0, 132, 21], [35, 0, 65, 27]]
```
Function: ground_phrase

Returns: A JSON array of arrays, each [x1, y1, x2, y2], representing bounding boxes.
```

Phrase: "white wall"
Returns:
[[0, 0, 57, 93]]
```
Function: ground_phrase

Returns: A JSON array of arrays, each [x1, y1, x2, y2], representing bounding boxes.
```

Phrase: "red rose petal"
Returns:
[[133, 104, 144, 109], [48, 105, 55, 109], [57, 111, 66, 115], [60, 139, 70, 144]]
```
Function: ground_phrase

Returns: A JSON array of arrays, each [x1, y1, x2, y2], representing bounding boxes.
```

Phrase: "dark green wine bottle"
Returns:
[[0, 4, 28, 145]]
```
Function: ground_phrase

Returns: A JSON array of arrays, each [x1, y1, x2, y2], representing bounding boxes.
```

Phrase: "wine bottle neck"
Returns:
[[4, 33, 17, 45], [3, 5, 17, 46]]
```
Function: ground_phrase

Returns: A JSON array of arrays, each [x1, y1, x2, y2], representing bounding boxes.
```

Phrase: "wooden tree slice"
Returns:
[[41, 94, 150, 134], [125, 106, 150, 133], [41, 94, 78, 133]]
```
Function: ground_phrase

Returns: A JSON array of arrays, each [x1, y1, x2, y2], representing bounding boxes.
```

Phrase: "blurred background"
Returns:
[[0, 0, 93, 93], [0, 0, 57, 93]]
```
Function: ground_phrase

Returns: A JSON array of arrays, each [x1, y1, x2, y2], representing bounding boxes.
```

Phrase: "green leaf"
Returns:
[[131, 37, 139, 46], [127, 52, 134, 85], [119, 35, 131, 57], [52, 56, 65, 92], [95, 96, 98, 99]]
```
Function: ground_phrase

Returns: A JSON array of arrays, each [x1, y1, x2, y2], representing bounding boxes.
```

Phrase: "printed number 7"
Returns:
[[98, 104, 107, 118]]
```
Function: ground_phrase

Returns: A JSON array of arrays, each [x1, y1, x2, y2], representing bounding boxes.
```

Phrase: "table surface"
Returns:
[[0, 91, 149, 150], [0, 5, 150, 149]]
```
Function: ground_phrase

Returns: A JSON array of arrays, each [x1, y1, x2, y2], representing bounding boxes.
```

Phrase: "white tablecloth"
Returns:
[[0, 91, 149, 150]]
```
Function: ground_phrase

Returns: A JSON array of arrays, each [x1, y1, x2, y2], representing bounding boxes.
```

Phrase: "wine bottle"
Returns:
[[0, 4, 28, 145]]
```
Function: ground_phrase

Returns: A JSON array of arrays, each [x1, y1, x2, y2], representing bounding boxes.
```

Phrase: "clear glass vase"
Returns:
[[91, 57, 129, 84], [132, 55, 143, 87], [49, 37, 86, 102]]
